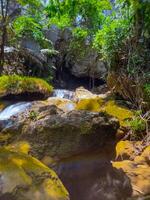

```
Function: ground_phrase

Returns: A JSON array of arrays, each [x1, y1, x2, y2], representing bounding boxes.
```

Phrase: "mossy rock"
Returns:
[[115, 140, 142, 160], [76, 98, 133, 127], [101, 100, 133, 127], [76, 97, 104, 112], [0, 75, 53, 100], [113, 145, 150, 197], [0, 147, 69, 200]]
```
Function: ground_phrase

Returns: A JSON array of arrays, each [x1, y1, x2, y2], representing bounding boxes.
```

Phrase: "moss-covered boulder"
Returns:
[[0, 75, 53, 100], [1, 104, 119, 160], [113, 145, 150, 198], [76, 97, 104, 112], [115, 140, 142, 160], [76, 97, 133, 128], [0, 147, 69, 200]]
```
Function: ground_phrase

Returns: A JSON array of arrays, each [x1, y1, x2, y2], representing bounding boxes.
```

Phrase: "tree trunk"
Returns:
[[0, 23, 7, 72], [0, 0, 9, 73]]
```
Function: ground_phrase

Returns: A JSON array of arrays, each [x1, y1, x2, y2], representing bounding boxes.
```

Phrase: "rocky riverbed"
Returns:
[[0, 87, 149, 200]]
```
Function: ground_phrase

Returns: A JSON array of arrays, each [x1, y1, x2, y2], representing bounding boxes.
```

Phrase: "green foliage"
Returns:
[[45, 0, 111, 47], [72, 28, 88, 40], [144, 84, 150, 99], [13, 16, 44, 41], [93, 1, 132, 66], [127, 111, 146, 133], [29, 110, 38, 120], [94, 16, 131, 66], [40, 49, 59, 56], [13, 0, 51, 48]]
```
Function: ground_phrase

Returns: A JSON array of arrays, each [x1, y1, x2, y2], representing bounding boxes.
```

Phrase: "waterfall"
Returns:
[[53, 89, 74, 100], [0, 102, 31, 120]]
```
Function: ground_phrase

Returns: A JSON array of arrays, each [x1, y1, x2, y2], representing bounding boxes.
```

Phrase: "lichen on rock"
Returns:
[[76, 97, 133, 127]]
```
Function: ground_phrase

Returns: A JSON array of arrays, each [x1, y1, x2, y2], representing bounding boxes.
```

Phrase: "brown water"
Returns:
[[54, 151, 133, 200]]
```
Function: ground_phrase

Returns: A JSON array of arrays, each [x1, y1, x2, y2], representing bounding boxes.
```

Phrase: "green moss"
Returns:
[[0, 75, 53, 98], [0, 147, 69, 200], [76, 98, 133, 127], [101, 100, 133, 127], [76, 97, 104, 112]]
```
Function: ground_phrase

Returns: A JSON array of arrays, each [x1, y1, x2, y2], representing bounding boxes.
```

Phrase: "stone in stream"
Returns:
[[0, 147, 69, 200], [0, 103, 119, 159]]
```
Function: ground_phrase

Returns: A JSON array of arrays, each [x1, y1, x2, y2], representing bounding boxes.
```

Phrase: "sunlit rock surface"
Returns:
[[0, 104, 119, 159], [113, 145, 150, 198]]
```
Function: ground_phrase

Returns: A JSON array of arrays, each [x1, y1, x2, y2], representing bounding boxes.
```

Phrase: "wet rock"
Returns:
[[76, 97, 133, 128], [74, 87, 112, 101], [47, 97, 75, 112], [0, 104, 119, 160], [74, 87, 97, 100], [0, 147, 69, 200]]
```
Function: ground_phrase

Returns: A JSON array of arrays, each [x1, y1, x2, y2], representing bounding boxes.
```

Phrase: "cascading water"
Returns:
[[0, 89, 74, 122], [53, 89, 75, 100], [50, 89, 75, 111], [0, 102, 31, 120]]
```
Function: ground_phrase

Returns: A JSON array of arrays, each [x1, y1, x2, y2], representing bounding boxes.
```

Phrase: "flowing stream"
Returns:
[[53, 89, 74, 100], [0, 102, 31, 120], [0, 89, 73, 121]]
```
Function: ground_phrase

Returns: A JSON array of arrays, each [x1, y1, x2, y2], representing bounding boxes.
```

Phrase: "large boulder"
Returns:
[[45, 28, 107, 81], [0, 147, 69, 200], [55, 35, 107, 80], [0, 103, 119, 160], [65, 50, 107, 79]]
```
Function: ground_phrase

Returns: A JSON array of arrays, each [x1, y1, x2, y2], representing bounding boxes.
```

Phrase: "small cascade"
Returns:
[[53, 89, 75, 100], [0, 102, 31, 120]]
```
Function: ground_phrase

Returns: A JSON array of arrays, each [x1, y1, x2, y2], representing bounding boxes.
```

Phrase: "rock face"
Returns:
[[0, 104, 119, 160], [20, 28, 107, 82], [54, 29, 107, 80], [65, 50, 107, 79], [0, 147, 69, 200], [3, 47, 50, 77]]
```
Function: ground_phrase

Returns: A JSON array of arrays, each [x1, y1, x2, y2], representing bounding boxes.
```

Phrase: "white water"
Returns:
[[53, 89, 74, 100], [0, 90, 74, 121], [0, 102, 31, 120]]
